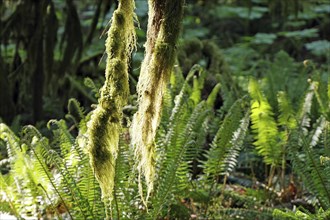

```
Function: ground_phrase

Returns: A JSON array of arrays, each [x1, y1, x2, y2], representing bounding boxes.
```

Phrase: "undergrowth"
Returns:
[[0, 0, 329, 219], [1, 61, 329, 219]]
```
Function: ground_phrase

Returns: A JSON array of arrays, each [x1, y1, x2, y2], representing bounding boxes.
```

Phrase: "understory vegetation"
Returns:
[[1, 0, 330, 219]]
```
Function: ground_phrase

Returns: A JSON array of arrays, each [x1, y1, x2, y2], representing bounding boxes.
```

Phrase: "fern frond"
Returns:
[[206, 83, 221, 108], [0, 173, 21, 218], [74, 134, 105, 217], [222, 110, 250, 175], [249, 78, 281, 166], [273, 209, 299, 219], [289, 117, 330, 209], [48, 120, 74, 159], [0, 123, 20, 159], [23, 124, 97, 219], [310, 116, 327, 148], [45, 146, 94, 218], [273, 207, 330, 220], [23, 125, 76, 219], [166, 64, 202, 133], [277, 91, 296, 129], [216, 207, 273, 220], [111, 134, 138, 219], [203, 99, 245, 178], [298, 82, 315, 130], [66, 98, 87, 132], [84, 77, 100, 99], [152, 101, 209, 218], [0, 124, 51, 217], [190, 68, 206, 105]]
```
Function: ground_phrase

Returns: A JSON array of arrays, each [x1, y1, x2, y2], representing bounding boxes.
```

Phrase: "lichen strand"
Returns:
[[88, 107, 119, 196], [107, 9, 136, 57], [131, 0, 185, 199], [86, 0, 135, 202], [101, 59, 129, 106]]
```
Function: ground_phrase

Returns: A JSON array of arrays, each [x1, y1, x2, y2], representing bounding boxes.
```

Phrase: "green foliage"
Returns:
[[0, 99, 105, 219], [1, 54, 329, 220], [291, 82, 330, 207], [0, 64, 250, 219], [249, 77, 281, 166], [271, 77, 330, 218], [273, 207, 330, 220], [203, 99, 248, 177]]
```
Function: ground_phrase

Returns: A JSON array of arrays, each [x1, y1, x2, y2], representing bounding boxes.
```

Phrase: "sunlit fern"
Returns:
[[0, 99, 105, 219], [249, 77, 281, 166]]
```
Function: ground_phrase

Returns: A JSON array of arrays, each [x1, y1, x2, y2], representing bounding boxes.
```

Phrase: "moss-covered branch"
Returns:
[[86, 0, 136, 204], [131, 0, 185, 199]]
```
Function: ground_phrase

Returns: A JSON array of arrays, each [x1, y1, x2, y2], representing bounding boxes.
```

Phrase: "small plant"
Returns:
[[0, 99, 105, 219]]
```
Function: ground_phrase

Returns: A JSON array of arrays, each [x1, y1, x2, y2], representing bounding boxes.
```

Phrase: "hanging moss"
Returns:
[[131, 0, 185, 200], [86, 0, 136, 204]]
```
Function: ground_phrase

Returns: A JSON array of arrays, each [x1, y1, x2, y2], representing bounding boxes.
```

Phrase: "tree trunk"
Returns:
[[131, 0, 185, 199]]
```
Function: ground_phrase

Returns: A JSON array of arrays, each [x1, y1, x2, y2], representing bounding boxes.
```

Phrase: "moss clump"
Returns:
[[86, 0, 136, 203], [131, 0, 185, 200]]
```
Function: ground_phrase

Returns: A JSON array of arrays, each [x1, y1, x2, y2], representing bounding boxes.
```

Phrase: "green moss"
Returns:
[[113, 11, 125, 26], [131, 0, 185, 201], [86, 0, 136, 203], [88, 109, 112, 164]]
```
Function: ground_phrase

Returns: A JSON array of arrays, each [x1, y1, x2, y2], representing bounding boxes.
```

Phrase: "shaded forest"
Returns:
[[0, 0, 330, 219]]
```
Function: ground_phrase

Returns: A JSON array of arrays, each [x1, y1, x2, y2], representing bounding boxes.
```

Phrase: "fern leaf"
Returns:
[[152, 101, 209, 218], [310, 116, 327, 148], [84, 77, 100, 99], [25, 125, 96, 218], [0, 173, 21, 218], [249, 78, 281, 166], [0, 123, 20, 159], [298, 82, 315, 130], [216, 207, 273, 220], [190, 68, 206, 105], [273, 209, 298, 219], [289, 119, 330, 209], [206, 83, 221, 108], [66, 98, 87, 132], [203, 99, 245, 178], [277, 91, 296, 129], [111, 134, 137, 219], [222, 110, 250, 175]]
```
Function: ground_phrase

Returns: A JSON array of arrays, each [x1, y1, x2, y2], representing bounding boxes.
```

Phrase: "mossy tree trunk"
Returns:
[[86, 0, 136, 206], [87, 0, 185, 208], [131, 0, 185, 199]]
